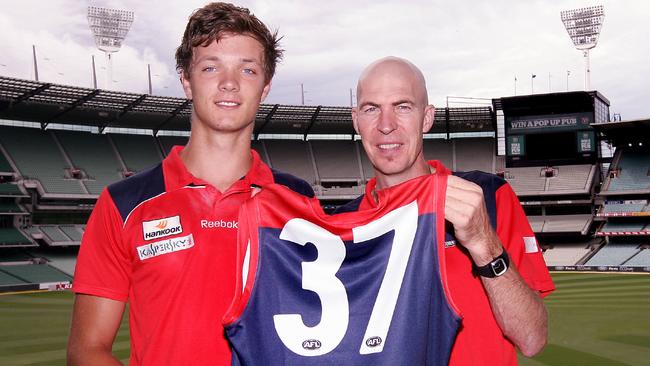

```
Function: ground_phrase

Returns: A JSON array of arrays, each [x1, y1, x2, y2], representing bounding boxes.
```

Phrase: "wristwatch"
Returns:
[[472, 249, 510, 278]]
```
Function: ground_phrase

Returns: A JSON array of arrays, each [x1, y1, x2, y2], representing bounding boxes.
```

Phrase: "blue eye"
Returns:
[[363, 106, 378, 114], [202, 66, 216, 72], [243, 68, 257, 75], [395, 104, 412, 113]]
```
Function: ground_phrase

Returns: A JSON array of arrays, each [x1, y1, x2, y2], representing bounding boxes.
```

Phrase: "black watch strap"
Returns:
[[472, 250, 510, 278]]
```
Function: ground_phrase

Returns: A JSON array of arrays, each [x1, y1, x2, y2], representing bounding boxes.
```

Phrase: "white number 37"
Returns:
[[273, 201, 419, 356]]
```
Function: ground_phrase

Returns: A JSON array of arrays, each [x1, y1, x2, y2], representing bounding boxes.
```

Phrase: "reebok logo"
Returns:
[[200, 219, 238, 229], [137, 234, 194, 260], [142, 216, 182, 241]]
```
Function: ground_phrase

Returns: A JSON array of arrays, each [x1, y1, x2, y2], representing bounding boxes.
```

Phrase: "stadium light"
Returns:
[[560, 5, 605, 91], [87, 6, 134, 89]]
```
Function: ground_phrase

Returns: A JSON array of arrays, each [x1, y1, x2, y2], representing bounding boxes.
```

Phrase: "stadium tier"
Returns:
[[0, 201, 25, 213], [422, 139, 453, 168], [311, 140, 362, 182], [599, 221, 648, 233], [264, 140, 317, 184], [0, 263, 72, 285], [584, 243, 642, 266], [624, 248, 650, 266], [542, 244, 593, 266], [55, 130, 124, 195], [158, 135, 189, 156], [528, 214, 593, 234], [454, 138, 495, 172], [0, 125, 86, 195], [109, 133, 163, 173], [0, 227, 34, 247], [602, 202, 647, 214], [505, 164, 595, 196], [0, 183, 24, 196], [607, 150, 650, 192], [0, 148, 13, 173]]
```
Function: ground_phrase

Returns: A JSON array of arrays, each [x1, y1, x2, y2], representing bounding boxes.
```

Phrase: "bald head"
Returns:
[[357, 56, 429, 106]]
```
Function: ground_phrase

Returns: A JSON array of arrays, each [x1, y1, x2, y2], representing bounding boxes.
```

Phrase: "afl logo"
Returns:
[[365, 336, 382, 347], [302, 339, 321, 350]]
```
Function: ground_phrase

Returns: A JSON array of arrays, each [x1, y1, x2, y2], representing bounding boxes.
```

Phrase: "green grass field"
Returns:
[[0, 273, 649, 365]]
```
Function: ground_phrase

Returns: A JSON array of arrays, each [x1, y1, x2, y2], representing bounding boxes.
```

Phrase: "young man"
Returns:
[[337, 57, 555, 365], [67, 3, 312, 365]]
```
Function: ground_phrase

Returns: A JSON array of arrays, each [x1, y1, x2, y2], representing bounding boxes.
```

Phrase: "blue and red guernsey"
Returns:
[[336, 161, 555, 366], [73, 146, 313, 366], [224, 172, 461, 366]]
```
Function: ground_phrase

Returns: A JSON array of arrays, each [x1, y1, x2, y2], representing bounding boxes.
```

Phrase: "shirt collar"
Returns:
[[162, 145, 274, 191], [361, 160, 450, 209]]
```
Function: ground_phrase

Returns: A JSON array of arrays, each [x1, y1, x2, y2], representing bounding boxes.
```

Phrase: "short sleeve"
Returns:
[[72, 189, 131, 302], [495, 183, 555, 297]]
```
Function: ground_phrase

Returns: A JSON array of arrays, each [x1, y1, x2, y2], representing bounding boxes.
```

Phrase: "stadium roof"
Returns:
[[0, 76, 494, 136], [591, 118, 650, 145]]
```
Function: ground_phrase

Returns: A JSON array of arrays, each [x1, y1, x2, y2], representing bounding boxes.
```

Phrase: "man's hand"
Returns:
[[444, 175, 501, 266]]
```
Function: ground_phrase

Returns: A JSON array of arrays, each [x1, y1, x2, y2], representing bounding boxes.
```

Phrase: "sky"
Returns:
[[0, 0, 648, 119]]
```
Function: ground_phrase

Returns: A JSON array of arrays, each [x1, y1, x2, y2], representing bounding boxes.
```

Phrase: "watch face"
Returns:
[[491, 258, 508, 276]]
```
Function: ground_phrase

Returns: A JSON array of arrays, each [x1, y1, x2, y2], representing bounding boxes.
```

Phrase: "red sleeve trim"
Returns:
[[436, 173, 462, 319], [71, 283, 128, 302]]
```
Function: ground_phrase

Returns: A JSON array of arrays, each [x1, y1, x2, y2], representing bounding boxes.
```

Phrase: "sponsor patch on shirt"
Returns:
[[137, 233, 194, 261], [444, 240, 457, 248], [524, 236, 538, 253], [142, 215, 182, 241]]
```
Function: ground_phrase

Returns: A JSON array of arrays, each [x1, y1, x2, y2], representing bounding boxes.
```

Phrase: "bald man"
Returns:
[[337, 57, 555, 365]]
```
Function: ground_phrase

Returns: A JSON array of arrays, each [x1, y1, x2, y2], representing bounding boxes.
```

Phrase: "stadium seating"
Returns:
[[454, 138, 494, 172], [55, 130, 123, 195], [624, 249, 650, 266], [505, 164, 594, 195], [158, 135, 188, 156], [251, 140, 271, 165], [600, 221, 647, 233], [60, 225, 83, 241], [0, 183, 23, 195], [423, 139, 454, 168], [0, 201, 24, 213], [0, 227, 33, 247], [0, 263, 72, 284], [0, 269, 27, 286], [547, 165, 594, 191], [543, 245, 592, 266], [527, 215, 592, 233], [109, 133, 163, 172], [264, 140, 317, 184], [603, 202, 646, 214], [608, 150, 650, 191], [0, 126, 85, 194], [585, 244, 641, 266], [310, 140, 362, 182], [0, 150, 14, 173], [505, 167, 546, 193]]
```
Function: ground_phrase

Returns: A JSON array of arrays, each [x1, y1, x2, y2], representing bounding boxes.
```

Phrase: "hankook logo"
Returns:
[[142, 216, 182, 241], [137, 234, 194, 260]]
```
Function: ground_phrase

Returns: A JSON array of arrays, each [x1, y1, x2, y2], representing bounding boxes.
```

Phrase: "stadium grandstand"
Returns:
[[0, 75, 649, 293]]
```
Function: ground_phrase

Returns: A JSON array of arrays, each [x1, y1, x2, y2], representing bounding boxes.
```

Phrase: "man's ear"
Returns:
[[180, 71, 193, 100], [422, 104, 435, 133], [260, 81, 272, 103], [351, 107, 360, 135]]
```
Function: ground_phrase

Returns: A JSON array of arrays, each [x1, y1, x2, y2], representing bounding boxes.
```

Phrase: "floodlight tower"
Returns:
[[560, 5, 604, 91], [87, 6, 134, 89]]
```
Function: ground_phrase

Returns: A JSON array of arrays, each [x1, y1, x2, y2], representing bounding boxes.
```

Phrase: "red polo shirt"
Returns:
[[338, 160, 554, 366], [73, 146, 312, 365]]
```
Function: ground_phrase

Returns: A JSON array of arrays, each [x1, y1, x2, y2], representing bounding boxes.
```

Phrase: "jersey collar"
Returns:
[[361, 160, 451, 209], [163, 145, 274, 192]]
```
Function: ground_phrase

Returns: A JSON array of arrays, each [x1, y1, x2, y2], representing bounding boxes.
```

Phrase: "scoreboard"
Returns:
[[496, 91, 610, 167]]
